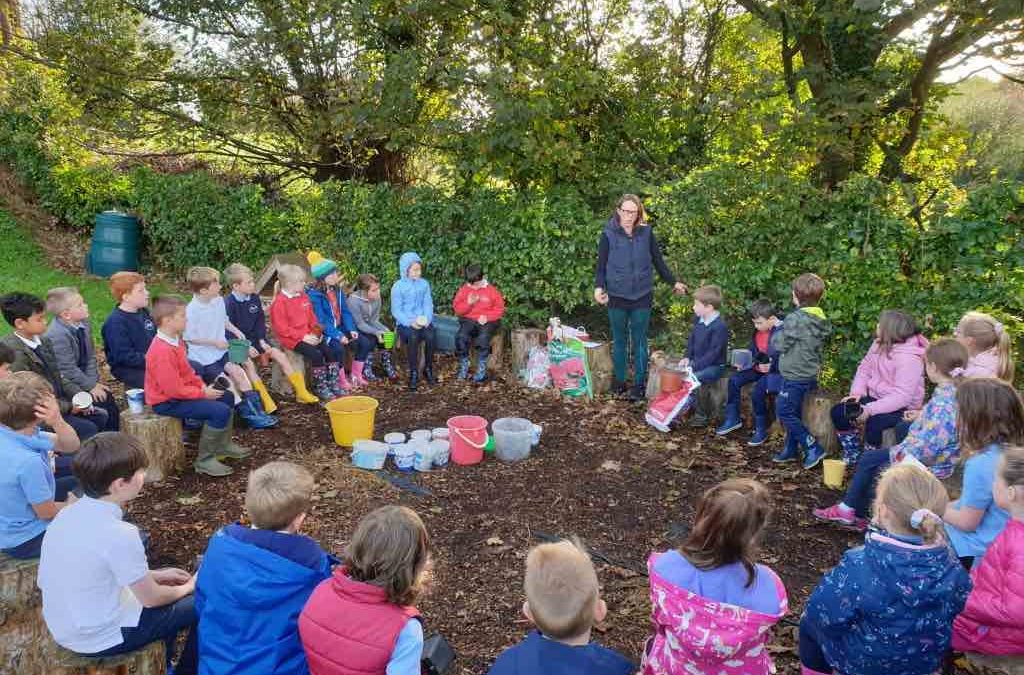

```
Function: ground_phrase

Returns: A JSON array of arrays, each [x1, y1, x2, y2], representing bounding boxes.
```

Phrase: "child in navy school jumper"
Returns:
[[800, 464, 970, 675], [145, 295, 251, 478], [0, 292, 114, 441], [224, 263, 319, 405], [305, 252, 360, 392], [101, 272, 157, 390], [196, 461, 333, 675], [642, 479, 787, 675], [716, 298, 782, 446], [772, 273, 832, 470], [0, 372, 80, 559], [682, 284, 729, 427], [488, 538, 633, 675]]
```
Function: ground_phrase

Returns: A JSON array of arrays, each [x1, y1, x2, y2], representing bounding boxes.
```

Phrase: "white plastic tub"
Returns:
[[492, 417, 533, 462]]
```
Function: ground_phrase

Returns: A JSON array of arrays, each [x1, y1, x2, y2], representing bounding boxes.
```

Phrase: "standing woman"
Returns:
[[595, 194, 686, 400]]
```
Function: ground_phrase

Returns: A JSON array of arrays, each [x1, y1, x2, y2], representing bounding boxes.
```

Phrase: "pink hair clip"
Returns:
[[950, 367, 965, 378]]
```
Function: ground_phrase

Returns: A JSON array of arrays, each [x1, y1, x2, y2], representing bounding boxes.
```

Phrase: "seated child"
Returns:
[[0, 292, 114, 440], [196, 461, 333, 675], [145, 295, 251, 477], [716, 298, 782, 446], [306, 252, 359, 391], [489, 538, 632, 675], [346, 274, 398, 382], [832, 310, 927, 464], [0, 342, 12, 378], [944, 378, 1024, 568], [772, 273, 832, 469], [38, 432, 197, 675], [681, 284, 730, 427], [800, 464, 971, 675], [453, 264, 505, 383], [101, 272, 157, 389], [268, 264, 342, 402], [224, 263, 318, 404], [184, 267, 277, 429], [300, 505, 429, 675], [0, 372, 79, 559], [45, 287, 120, 432], [391, 252, 436, 392], [642, 479, 787, 675], [815, 338, 968, 530], [957, 311, 1014, 382], [953, 445, 1024, 673]]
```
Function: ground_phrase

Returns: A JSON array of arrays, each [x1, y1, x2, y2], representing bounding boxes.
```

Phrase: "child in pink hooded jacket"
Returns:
[[831, 310, 928, 464], [642, 479, 787, 675], [953, 445, 1024, 672]]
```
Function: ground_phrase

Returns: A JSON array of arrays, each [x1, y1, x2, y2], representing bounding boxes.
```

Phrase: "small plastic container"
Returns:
[[410, 429, 433, 443], [414, 444, 434, 472], [430, 439, 450, 467], [492, 417, 533, 463], [384, 432, 406, 456], [351, 440, 388, 470], [431, 427, 449, 441], [393, 443, 416, 472]]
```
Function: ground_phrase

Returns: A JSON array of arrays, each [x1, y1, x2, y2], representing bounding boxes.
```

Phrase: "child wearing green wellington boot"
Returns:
[[145, 296, 250, 477]]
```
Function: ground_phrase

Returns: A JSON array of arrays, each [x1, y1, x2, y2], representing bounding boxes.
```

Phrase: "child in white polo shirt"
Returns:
[[38, 432, 197, 675]]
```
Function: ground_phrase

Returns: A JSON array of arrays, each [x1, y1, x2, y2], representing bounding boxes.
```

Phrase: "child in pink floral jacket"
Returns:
[[641, 479, 787, 675]]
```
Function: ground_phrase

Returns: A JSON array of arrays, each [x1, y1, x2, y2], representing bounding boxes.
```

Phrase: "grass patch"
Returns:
[[0, 208, 126, 340]]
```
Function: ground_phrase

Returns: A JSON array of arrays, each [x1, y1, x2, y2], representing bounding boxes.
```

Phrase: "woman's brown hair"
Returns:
[[876, 310, 919, 355], [956, 378, 1024, 459], [615, 194, 646, 225], [346, 505, 430, 606], [680, 478, 772, 587]]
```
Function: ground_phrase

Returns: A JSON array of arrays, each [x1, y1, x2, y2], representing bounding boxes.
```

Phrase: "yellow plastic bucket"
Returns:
[[326, 396, 379, 447], [823, 459, 846, 489]]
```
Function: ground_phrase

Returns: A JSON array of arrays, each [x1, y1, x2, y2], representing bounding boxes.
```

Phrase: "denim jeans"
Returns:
[[776, 378, 817, 445], [843, 448, 891, 517], [727, 369, 769, 417], [85, 595, 197, 675], [830, 396, 906, 447], [608, 307, 651, 386]]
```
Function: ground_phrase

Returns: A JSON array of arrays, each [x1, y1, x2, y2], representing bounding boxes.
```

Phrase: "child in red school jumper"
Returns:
[[452, 264, 505, 383]]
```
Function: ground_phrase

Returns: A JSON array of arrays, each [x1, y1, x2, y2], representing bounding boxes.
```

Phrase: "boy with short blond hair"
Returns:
[[196, 461, 332, 675], [101, 272, 157, 388], [184, 266, 277, 429], [146, 295, 250, 477], [682, 284, 730, 427], [223, 263, 319, 404], [45, 287, 120, 432], [488, 539, 633, 675], [772, 273, 832, 469]]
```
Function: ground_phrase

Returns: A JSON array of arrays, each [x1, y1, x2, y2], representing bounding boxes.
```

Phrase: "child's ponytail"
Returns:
[[875, 464, 949, 545], [958, 311, 1015, 383], [926, 338, 968, 383]]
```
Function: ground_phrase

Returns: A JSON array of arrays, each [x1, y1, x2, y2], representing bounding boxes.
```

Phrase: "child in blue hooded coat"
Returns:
[[391, 252, 436, 391], [799, 463, 971, 675], [305, 251, 359, 393], [195, 461, 334, 675]]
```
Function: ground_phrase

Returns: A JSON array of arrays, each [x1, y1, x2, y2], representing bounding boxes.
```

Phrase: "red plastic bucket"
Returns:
[[447, 415, 488, 465]]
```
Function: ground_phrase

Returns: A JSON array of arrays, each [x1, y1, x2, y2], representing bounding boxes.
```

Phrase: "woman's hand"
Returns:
[[673, 282, 687, 295], [594, 288, 609, 305]]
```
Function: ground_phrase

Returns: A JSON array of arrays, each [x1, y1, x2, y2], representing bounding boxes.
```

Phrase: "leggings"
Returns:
[[292, 340, 343, 367]]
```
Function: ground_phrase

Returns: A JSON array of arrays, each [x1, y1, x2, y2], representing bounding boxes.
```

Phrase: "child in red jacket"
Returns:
[[145, 295, 250, 477], [299, 505, 429, 675], [452, 264, 505, 382], [269, 264, 342, 403]]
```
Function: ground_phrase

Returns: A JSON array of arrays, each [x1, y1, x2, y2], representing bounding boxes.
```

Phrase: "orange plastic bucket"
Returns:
[[447, 415, 488, 465]]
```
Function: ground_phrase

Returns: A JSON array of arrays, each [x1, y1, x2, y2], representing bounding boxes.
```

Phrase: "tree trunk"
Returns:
[[585, 342, 612, 396], [122, 412, 184, 483]]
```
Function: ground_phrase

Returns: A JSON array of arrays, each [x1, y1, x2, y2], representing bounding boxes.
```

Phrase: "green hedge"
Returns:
[[2, 111, 1021, 385]]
